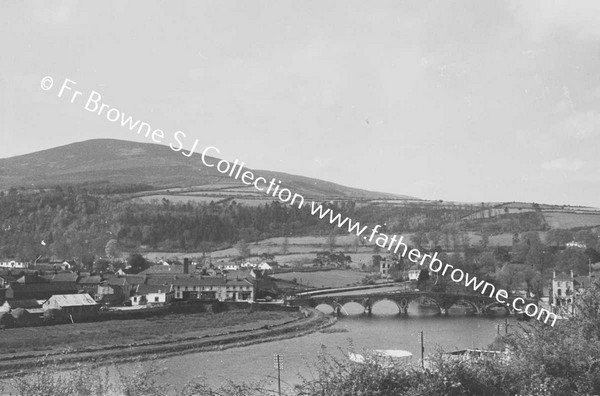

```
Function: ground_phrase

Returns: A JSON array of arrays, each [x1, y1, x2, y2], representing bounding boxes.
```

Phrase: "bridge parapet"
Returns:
[[296, 290, 534, 316]]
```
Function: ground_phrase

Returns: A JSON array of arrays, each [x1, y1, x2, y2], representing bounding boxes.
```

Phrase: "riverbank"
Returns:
[[0, 308, 335, 378]]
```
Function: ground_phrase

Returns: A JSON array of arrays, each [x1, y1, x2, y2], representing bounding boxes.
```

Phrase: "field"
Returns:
[[272, 270, 368, 289], [0, 311, 296, 355], [543, 212, 600, 229]]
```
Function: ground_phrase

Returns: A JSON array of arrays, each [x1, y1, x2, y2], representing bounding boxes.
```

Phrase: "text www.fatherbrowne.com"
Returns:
[[41, 75, 557, 326]]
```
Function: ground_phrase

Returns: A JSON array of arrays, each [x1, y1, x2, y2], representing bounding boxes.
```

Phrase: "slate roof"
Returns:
[[226, 278, 254, 287], [106, 277, 128, 287], [146, 276, 176, 286], [2, 299, 41, 309], [78, 275, 102, 285], [172, 277, 227, 287], [7, 282, 79, 300], [135, 284, 173, 295], [48, 273, 79, 283], [124, 275, 146, 286]]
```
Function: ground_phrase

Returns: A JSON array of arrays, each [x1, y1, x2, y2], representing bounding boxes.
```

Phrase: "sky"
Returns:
[[1, 1, 600, 207]]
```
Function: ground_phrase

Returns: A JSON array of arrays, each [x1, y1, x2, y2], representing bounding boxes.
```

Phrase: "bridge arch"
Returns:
[[370, 298, 402, 315], [407, 295, 442, 314], [483, 302, 510, 316], [452, 299, 481, 314]]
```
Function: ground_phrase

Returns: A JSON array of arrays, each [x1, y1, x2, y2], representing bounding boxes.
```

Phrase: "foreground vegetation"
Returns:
[[4, 284, 600, 395]]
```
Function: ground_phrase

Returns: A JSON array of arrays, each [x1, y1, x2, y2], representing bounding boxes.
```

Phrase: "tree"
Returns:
[[104, 239, 120, 259], [546, 229, 573, 248], [127, 253, 149, 273], [411, 231, 428, 250], [427, 231, 442, 249], [93, 258, 112, 273], [574, 229, 598, 249], [235, 239, 250, 258], [555, 248, 588, 275], [416, 269, 430, 289]]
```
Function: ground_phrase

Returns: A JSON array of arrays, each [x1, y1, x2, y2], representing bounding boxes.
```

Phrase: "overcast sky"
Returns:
[[1, 1, 600, 207]]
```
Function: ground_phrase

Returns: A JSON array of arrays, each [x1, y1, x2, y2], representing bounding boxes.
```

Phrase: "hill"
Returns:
[[0, 139, 414, 201]]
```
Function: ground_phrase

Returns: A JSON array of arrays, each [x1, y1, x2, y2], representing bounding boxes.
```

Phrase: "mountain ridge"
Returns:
[[0, 139, 416, 200]]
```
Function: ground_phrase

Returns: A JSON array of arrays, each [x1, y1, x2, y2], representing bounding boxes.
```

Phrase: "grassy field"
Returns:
[[272, 270, 368, 288], [0, 311, 297, 355], [543, 212, 600, 229]]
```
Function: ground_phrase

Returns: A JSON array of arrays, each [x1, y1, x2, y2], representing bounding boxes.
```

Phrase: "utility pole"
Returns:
[[418, 331, 424, 368], [274, 354, 282, 396]]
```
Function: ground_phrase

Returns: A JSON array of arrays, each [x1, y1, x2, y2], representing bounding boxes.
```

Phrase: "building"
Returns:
[[0, 299, 41, 313], [408, 269, 421, 281], [77, 275, 102, 295], [380, 260, 392, 278], [43, 272, 79, 283], [172, 276, 254, 302], [224, 278, 254, 301], [130, 284, 174, 306], [222, 263, 240, 271], [173, 277, 226, 300], [566, 241, 586, 249], [552, 271, 574, 312], [5, 282, 79, 300], [96, 277, 131, 305], [0, 274, 17, 288], [0, 260, 28, 269], [42, 294, 100, 321]]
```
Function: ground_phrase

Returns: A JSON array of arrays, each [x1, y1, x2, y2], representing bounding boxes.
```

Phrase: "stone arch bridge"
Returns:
[[293, 291, 527, 316]]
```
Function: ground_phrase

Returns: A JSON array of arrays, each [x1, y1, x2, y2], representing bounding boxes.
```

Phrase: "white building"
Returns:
[[408, 269, 421, 281], [130, 284, 174, 306], [0, 260, 28, 269]]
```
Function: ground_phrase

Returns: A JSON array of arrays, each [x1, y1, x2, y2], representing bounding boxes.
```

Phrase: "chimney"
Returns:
[[183, 258, 189, 274]]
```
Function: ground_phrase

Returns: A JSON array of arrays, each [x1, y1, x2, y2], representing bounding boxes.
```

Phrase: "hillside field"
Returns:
[[272, 270, 368, 289]]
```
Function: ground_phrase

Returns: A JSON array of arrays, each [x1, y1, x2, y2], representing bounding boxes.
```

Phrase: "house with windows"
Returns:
[[130, 284, 174, 306], [224, 278, 254, 301], [173, 277, 226, 301], [172, 276, 254, 302], [552, 271, 574, 312], [408, 269, 421, 281], [0, 260, 28, 269], [551, 271, 598, 315]]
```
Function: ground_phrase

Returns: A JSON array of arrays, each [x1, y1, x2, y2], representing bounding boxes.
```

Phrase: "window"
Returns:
[[557, 289, 562, 296], [154, 297, 159, 302]]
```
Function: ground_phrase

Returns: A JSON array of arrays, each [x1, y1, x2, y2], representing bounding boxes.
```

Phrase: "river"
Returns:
[[142, 301, 515, 393]]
